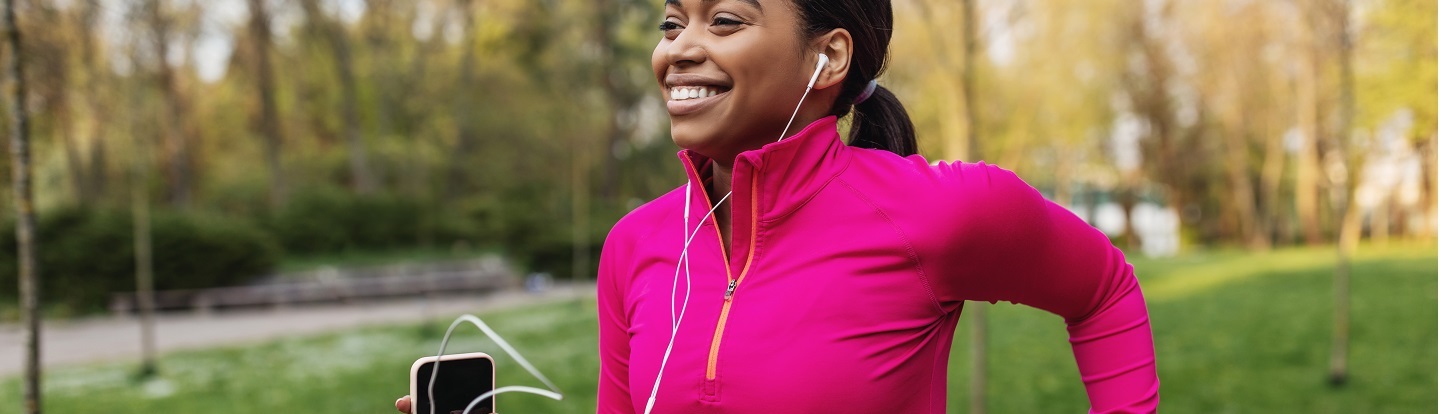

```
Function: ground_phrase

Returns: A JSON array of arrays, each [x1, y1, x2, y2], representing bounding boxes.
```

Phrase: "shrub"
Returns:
[[0, 207, 280, 313], [265, 188, 479, 256]]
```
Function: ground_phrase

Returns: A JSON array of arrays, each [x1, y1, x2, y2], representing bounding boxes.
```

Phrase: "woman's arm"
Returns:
[[931, 162, 1160, 413], [596, 229, 636, 414]]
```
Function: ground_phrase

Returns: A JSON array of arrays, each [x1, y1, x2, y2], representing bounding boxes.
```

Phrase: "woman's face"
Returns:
[[653, 0, 822, 164]]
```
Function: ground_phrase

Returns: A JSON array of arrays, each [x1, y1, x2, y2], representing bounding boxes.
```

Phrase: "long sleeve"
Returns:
[[596, 227, 635, 414], [928, 162, 1160, 413]]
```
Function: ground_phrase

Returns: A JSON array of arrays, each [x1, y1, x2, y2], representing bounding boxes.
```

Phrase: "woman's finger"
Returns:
[[395, 395, 412, 413]]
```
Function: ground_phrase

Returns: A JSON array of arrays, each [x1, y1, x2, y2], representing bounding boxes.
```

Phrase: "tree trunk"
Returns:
[[968, 303, 987, 414], [5, 0, 41, 410], [958, 0, 979, 162], [445, 0, 478, 202], [1260, 118, 1287, 247], [57, 94, 93, 204], [1295, 9, 1324, 245], [248, 0, 286, 208], [300, 0, 375, 194], [1418, 133, 1437, 237], [594, 0, 627, 203], [131, 132, 158, 378], [1327, 0, 1357, 386], [147, 0, 193, 208], [1224, 111, 1263, 248]]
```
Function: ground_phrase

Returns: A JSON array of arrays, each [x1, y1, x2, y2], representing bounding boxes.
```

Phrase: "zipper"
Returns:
[[705, 172, 760, 381]]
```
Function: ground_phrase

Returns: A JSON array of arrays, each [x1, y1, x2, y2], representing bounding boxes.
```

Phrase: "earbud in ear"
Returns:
[[807, 54, 829, 89]]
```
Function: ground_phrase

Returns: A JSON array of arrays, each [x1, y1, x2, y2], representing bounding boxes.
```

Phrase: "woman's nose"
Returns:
[[664, 28, 706, 66]]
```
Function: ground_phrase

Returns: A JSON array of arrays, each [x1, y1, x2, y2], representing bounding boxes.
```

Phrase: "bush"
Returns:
[[0, 207, 280, 313], [265, 188, 479, 256]]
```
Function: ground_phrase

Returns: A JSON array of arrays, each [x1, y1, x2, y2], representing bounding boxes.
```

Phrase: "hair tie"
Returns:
[[853, 79, 879, 104]]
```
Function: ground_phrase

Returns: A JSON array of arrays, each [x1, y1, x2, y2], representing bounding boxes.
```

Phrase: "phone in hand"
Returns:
[[409, 352, 496, 414]]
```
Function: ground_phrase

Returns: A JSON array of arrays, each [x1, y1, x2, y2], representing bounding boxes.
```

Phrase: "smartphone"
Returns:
[[409, 352, 497, 414]]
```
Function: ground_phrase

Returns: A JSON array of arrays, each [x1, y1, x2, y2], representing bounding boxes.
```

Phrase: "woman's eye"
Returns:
[[713, 17, 741, 26], [658, 21, 682, 32]]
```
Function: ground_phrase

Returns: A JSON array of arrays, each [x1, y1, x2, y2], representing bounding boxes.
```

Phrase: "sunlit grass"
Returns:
[[1, 242, 1433, 413]]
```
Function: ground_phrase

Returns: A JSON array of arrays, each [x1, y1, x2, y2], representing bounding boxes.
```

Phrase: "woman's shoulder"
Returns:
[[843, 148, 1035, 197], [604, 185, 685, 248]]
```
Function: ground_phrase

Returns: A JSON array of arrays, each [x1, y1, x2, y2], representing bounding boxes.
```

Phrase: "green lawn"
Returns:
[[2, 242, 1434, 413]]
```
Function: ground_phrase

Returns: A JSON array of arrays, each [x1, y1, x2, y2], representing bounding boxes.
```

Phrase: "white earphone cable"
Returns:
[[644, 188, 730, 414], [645, 53, 826, 413], [428, 314, 563, 414]]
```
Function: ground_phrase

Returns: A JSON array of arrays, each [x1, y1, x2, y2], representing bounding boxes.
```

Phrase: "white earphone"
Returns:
[[645, 53, 830, 414], [808, 53, 829, 89]]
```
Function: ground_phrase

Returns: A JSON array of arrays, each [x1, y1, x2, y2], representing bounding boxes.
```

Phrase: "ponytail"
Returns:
[[795, 0, 919, 157], [846, 85, 918, 156]]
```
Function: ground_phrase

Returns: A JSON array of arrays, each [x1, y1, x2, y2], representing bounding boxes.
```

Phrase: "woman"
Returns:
[[400, 0, 1158, 412]]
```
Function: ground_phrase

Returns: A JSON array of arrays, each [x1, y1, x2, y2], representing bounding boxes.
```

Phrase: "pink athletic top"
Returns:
[[596, 116, 1159, 413]]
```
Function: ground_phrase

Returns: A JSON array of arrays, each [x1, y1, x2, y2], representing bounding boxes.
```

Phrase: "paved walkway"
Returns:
[[0, 283, 593, 377]]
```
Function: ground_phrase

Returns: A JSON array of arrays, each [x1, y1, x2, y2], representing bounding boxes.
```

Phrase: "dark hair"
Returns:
[[794, 0, 918, 156]]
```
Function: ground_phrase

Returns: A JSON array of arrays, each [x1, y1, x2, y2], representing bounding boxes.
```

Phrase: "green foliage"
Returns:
[[264, 188, 477, 256], [2, 244, 1432, 413], [0, 207, 280, 313]]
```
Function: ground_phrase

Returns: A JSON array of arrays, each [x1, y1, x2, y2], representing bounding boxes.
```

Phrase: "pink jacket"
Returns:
[[597, 116, 1159, 413]]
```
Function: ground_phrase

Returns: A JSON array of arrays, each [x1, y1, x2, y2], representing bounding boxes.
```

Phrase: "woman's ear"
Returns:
[[814, 28, 853, 90]]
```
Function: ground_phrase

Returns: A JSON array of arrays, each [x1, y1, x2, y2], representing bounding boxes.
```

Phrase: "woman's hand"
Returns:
[[395, 395, 412, 413]]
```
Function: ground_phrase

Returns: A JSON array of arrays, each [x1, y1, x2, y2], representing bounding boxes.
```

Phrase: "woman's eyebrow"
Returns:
[[664, 0, 764, 11]]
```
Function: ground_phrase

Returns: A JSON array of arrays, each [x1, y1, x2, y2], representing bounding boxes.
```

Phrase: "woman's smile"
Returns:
[[665, 74, 734, 116]]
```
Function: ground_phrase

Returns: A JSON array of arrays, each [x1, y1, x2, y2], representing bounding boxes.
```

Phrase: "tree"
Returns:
[[1323, 0, 1359, 386], [4, 0, 41, 410], [142, 0, 199, 208], [248, 0, 287, 208], [300, 0, 376, 194]]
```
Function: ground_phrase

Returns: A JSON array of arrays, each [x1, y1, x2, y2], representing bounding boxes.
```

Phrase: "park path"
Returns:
[[0, 283, 593, 378]]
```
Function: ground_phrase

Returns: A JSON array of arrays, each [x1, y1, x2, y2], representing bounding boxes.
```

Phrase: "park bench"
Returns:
[[109, 258, 517, 314]]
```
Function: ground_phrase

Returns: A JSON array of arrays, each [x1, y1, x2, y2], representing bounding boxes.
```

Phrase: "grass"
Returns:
[[1, 242, 1433, 413]]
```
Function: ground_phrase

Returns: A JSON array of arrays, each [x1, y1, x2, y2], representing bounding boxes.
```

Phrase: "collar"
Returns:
[[677, 116, 851, 222]]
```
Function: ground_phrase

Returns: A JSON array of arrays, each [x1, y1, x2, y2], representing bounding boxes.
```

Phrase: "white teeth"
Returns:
[[669, 86, 721, 101]]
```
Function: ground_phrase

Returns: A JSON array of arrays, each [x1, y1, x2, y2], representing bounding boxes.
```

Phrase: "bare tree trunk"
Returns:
[[248, 0, 286, 208], [594, 0, 626, 203], [958, 0, 979, 162], [79, 0, 109, 203], [1418, 134, 1437, 237], [1327, 0, 1357, 386], [57, 95, 92, 204], [445, 0, 479, 202], [1260, 120, 1287, 247], [5, 0, 41, 410], [147, 0, 193, 208], [968, 303, 987, 414], [572, 133, 591, 282], [131, 132, 157, 378], [1224, 110, 1263, 248], [1329, 188, 1360, 385], [1373, 193, 1391, 245], [1295, 9, 1324, 245], [300, 0, 375, 194]]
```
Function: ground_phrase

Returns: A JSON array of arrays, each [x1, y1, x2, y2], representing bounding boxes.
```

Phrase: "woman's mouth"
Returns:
[[670, 86, 721, 100], [666, 85, 731, 116]]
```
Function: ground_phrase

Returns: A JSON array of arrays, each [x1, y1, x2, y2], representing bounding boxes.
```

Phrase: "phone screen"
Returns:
[[414, 357, 495, 414]]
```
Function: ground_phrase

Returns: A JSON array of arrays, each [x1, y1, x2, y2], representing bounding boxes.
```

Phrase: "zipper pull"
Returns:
[[724, 279, 737, 300]]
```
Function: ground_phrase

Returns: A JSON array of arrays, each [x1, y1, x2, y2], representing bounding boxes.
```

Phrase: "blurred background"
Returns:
[[0, 0, 1433, 412]]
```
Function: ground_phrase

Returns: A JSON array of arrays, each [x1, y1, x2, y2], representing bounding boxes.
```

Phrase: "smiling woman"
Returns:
[[399, 0, 1159, 413]]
